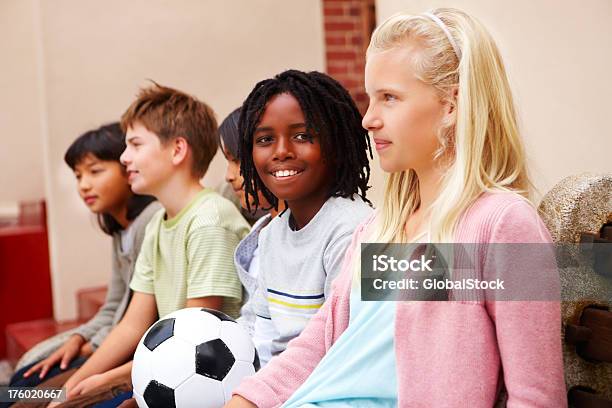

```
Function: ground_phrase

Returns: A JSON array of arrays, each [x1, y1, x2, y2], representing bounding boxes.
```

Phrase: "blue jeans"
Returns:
[[9, 356, 88, 388], [0, 356, 88, 408]]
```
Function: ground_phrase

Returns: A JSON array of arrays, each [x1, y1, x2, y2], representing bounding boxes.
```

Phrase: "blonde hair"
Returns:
[[367, 8, 531, 244]]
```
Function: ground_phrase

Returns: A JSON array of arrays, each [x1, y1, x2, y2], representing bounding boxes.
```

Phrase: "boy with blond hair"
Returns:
[[57, 83, 250, 403]]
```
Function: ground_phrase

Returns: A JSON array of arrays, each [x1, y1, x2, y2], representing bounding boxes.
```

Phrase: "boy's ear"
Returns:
[[170, 137, 190, 167]]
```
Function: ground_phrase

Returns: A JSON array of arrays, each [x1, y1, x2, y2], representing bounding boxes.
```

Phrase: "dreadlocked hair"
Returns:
[[238, 69, 372, 213]]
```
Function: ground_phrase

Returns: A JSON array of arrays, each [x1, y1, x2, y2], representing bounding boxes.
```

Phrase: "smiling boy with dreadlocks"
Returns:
[[236, 69, 373, 362]]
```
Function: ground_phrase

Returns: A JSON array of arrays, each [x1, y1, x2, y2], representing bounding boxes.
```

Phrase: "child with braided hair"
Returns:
[[235, 69, 373, 364]]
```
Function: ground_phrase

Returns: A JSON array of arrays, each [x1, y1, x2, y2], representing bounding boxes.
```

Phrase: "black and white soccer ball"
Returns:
[[132, 307, 260, 408]]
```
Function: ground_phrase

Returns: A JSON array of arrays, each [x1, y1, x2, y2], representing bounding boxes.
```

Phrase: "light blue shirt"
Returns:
[[282, 287, 398, 407]]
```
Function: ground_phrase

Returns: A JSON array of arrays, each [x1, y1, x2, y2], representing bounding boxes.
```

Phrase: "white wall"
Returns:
[[372, 0, 612, 202], [0, 0, 45, 206], [3, 0, 325, 320]]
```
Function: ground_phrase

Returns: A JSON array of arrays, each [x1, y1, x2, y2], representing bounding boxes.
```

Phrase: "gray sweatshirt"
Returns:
[[245, 196, 372, 358], [73, 201, 161, 347]]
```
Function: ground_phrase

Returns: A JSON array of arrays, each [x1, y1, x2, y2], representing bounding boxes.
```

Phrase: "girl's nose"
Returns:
[[79, 176, 92, 192], [362, 104, 382, 131]]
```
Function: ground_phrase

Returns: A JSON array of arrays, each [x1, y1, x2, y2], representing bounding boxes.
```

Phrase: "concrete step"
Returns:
[[5, 319, 80, 367], [4, 286, 107, 366]]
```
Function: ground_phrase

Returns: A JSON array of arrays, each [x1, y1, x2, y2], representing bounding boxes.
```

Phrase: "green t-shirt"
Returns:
[[130, 188, 249, 318]]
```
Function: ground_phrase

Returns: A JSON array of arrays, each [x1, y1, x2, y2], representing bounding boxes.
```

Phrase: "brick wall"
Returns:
[[322, 0, 376, 114]]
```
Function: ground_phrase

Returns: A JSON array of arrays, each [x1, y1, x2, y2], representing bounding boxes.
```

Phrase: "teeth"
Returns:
[[273, 170, 299, 178]]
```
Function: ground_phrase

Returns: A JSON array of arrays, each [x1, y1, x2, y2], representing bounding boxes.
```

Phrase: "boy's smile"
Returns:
[[269, 166, 303, 180], [252, 93, 331, 206]]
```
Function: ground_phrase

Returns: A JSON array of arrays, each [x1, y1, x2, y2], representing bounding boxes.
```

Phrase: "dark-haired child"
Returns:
[[218, 108, 283, 367], [236, 70, 373, 361], [218, 108, 269, 225], [6, 123, 159, 395]]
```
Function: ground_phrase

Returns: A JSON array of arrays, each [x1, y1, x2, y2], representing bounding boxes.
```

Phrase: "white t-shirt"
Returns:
[[119, 222, 136, 256]]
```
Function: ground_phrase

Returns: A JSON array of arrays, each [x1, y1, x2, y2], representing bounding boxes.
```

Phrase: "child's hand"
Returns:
[[80, 340, 94, 357], [23, 334, 86, 379], [224, 395, 257, 408], [117, 398, 138, 407], [68, 372, 109, 398]]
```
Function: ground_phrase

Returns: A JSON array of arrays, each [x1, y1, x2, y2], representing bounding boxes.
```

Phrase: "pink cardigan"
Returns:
[[234, 192, 567, 407]]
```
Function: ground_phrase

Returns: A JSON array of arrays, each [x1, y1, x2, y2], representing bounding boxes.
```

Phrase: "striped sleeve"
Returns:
[[185, 225, 243, 301]]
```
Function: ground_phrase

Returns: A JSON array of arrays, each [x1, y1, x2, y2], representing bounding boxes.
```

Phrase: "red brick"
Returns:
[[354, 92, 369, 102], [327, 50, 357, 60], [335, 73, 351, 81], [325, 35, 346, 46], [323, 0, 351, 8], [323, 6, 345, 16], [327, 58, 349, 66], [325, 16, 361, 26], [349, 66, 366, 76], [327, 45, 354, 55], [324, 21, 355, 31], [341, 78, 361, 88], [351, 35, 363, 46], [327, 65, 348, 73], [327, 61, 348, 71], [326, 46, 352, 54], [353, 61, 365, 71], [323, 0, 368, 112], [327, 71, 346, 79], [327, 74, 347, 85]]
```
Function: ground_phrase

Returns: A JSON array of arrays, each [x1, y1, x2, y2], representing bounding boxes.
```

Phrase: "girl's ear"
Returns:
[[447, 87, 459, 114], [171, 137, 190, 166], [442, 87, 459, 125]]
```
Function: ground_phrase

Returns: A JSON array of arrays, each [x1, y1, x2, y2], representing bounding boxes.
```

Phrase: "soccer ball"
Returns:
[[132, 308, 260, 408]]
